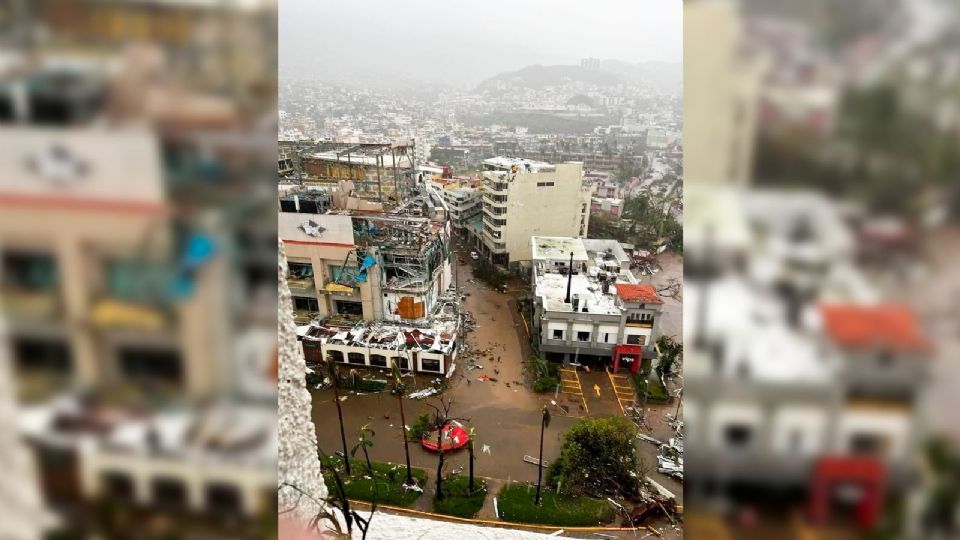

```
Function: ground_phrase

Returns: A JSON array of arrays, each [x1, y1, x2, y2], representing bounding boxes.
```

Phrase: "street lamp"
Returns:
[[639, 378, 649, 423]]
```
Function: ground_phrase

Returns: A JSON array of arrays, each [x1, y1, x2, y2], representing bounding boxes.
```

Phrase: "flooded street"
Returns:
[[310, 247, 682, 537]]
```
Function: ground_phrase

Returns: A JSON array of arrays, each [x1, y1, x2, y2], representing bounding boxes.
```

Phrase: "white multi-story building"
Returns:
[[531, 237, 663, 372], [474, 157, 593, 267], [437, 186, 482, 234]]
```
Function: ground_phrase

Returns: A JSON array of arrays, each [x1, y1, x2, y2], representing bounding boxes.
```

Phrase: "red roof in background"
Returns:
[[820, 304, 931, 353], [615, 283, 662, 303]]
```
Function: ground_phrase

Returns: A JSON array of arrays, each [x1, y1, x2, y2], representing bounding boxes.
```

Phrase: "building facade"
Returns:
[[474, 158, 593, 267], [530, 237, 662, 372]]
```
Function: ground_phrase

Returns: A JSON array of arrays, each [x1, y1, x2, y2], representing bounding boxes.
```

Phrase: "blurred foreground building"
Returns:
[[683, 186, 930, 530], [0, 6, 278, 534]]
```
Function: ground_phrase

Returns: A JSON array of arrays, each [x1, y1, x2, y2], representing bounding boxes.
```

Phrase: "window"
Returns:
[[603, 333, 610, 343], [393, 357, 409, 371], [369, 354, 388, 368], [627, 313, 655, 324], [536, 181, 555, 187], [328, 350, 345, 363], [421, 358, 442, 372], [626, 334, 646, 345], [347, 352, 366, 365], [576, 331, 590, 342], [850, 433, 887, 456], [119, 348, 183, 385], [787, 430, 804, 453], [152, 477, 188, 512], [724, 425, 753, 449], [335, 300, 363, 316], [1, 250, 57, 290], [13, 337, 71, 375], [287, 262, 314, 279], [552, 329, 564, 340], [293, 296, 319, 312], [101, 471, 134, 501], [205, 483, 242, 518]]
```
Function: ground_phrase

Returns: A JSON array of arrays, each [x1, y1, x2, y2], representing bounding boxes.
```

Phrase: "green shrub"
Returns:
[[408, 412, 432, 441], [353, 377, 387, 393], [631, 373, 670, 403], [496, 483, 614, 526], [546, 416, 641, 498], [533, 375, 559, 393], [433, 475, 487, 518], [305, 369, 324, 387], [530, 355, 561, 393], [320, 455, 427, 507]]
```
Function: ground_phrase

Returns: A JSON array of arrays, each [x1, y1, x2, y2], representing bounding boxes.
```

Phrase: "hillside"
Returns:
[[476, 64, 622, 90]]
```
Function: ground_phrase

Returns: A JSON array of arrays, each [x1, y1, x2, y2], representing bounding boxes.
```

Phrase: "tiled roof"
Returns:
[[614, 283, 662, 303], [820, 304, 930, 353]]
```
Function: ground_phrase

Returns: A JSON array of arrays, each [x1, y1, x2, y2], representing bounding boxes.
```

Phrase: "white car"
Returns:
[[470, 251, 479, 260]]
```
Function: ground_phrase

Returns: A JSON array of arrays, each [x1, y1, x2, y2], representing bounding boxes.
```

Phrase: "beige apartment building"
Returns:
[[474, 157, 593, 267], [684, 0, 763, 184], [0, 126, 231, 402]]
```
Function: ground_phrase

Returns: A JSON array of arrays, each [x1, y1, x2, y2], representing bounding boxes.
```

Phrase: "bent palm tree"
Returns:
[[351, 424, 375, 476]]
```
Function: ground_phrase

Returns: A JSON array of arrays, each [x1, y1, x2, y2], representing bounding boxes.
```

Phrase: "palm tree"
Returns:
[[390, 360, 415, 486], [534, 406, 551, 505], [328, 359, 351, 475], [351, 424, 375, 476]]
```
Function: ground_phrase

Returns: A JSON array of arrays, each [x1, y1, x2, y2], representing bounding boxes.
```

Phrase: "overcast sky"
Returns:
[[279, 0, 682, 87]]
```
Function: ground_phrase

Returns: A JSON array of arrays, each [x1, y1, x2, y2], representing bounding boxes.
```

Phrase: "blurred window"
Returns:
[[724, 424, 753, 449], [118, 347, 183, 386], [347, 352, 365, 365], [205, 483, 242, 518], [552, 329, 564, 340], [421, 358, 442, 372], [13, 337, 72, 375], [328, 350, 345, 363], [370, 354, 387, 367], [151, 477, 187, 512], [101, 471, 135, 501], [1, 251, 57, 291], [850, 433, 888, 456]]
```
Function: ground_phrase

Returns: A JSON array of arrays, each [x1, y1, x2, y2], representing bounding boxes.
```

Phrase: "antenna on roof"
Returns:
[[565, 251, 573, 304]]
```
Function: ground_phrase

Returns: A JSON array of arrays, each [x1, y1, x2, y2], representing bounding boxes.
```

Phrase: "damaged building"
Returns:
[[297, 301, 459, 375], [279, 157, 458, 371], [300, 141, 417, 203]]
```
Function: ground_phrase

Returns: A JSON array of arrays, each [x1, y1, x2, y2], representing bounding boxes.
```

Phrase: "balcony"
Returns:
[[286, 275, 316, 295], [484, 181, 509, 193], [0, 288, 62, 321], [482, 193, 508, 207]]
